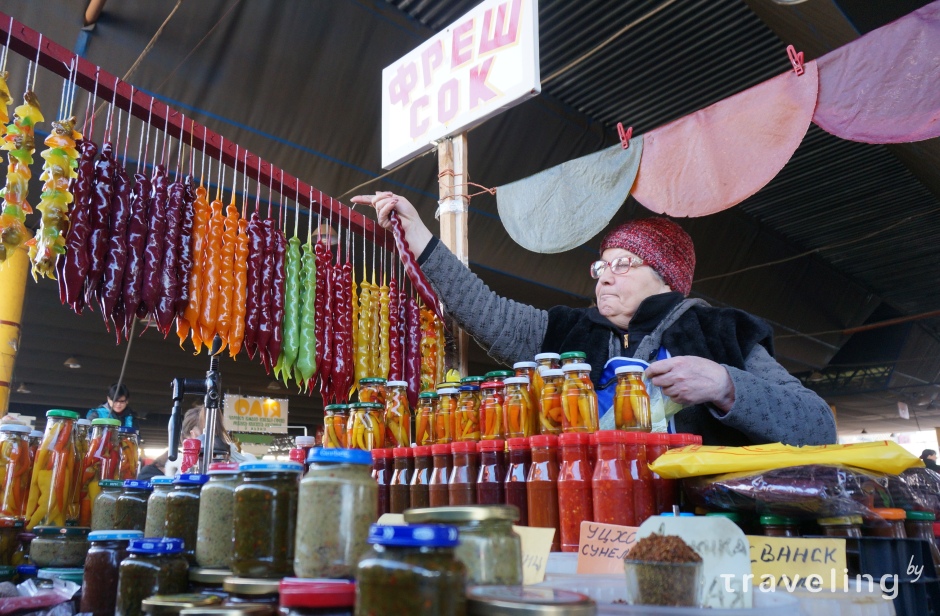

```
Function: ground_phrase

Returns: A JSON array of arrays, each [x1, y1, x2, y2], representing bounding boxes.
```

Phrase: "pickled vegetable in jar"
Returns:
[[866, 508, 907, 539], [29, 526, 90, 568], [0, 518, 24, 566], [115, 537, 189, 616], [480, 381, 506, 440], [279, 578, 356, 616], [428, 443, 452, 508], [527, 435, 560, 551], [456, 385, 481, 442], [26, 410, 80, 529], [560, 363, 598, 433], [557, 433, 593, 552], [358, 377, 387, 406], [70, 419, 92, 522], [91, 479, 123, 530], [118, 428, 140, 480], [435, 388, 459, 444], [476, 439, 506, 505], [1, 424, 33, 519], [538, 369, 564, 435], [371, 448, 393, 518], [145, 477, 175, 538], [81, 530, 143, 616], [505, 438, 531, 526], [760, 515, 801, 538], [409, 445, 433, 510], [232, 461, 303, 578], [79, 418, 122, 526], [513, 362, 540, 426], [504, 377, 534, 438], [384, 381, 412, 447], [613, 366, 651, 431], [166, 474, 210, 564], [559, 351, 586, 366], [449, 441, 477, 506], [322, 404, 348, 448], [356, 523, 466, 616], [114, 480, 152, 531], [389, 447, 413, 514], [347, 403, 384, 451], [195, 462, 240, 569], [414, 392, 438, 447], [534, 352, 561, 372], [818, 515, 863, 538]]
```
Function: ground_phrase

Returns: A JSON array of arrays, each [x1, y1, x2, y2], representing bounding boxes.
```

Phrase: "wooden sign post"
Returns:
[[438, 134, 469, 375]]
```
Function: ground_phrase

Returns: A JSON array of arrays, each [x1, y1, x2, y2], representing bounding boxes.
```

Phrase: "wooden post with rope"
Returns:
[[438, 134, 469, 375]]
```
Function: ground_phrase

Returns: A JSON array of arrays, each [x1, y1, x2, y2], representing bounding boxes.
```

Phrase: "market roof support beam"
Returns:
[[0, 244, 30, 416], [438, 134, 469, 375]]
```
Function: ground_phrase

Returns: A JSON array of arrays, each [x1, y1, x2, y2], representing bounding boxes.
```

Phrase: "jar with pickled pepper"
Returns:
[[347, 403, 385, 451], [70, 419, 92, 521], [118, 427, 140, 480], [81, 529, 143, 616], [144, 476, 175, 538], [114, 480, 152, 531], [1, 424, 32, 519], [166, 474, 209, 564], [455, 385, 481, 442], [539, 369, 564, 435], [613, 366, 651, 431], [410, 445, 434, 510], [559, 351, 586, 366], [527, 435, 560, 551], [429, 443, 452, 508], [384, 381, 412, 447], [356, 523, 466, 616], [414, 392, 438, 447], [371, 448, 393, 518], [0, 518, 24, 566], [79, 418, 122, 527], [25, 410, 80, 530], [359, 377, 388, 405], [560, 363, 599, 433], [435, 388, 459, 444], [115, 537, 189, 616], [480, 381, 506, 440], [504, 377, 535, 438], [322, 404, 348, 448]]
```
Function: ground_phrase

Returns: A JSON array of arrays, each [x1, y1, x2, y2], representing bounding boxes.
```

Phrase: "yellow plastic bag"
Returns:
[[649, 441, 922, 479]]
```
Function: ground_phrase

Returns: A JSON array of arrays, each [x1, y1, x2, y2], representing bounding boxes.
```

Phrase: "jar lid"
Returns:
[[431, 443, 453, 455], [294, 436, 317, 448], [818, 515, 863, 526], [34, 526, 90, 537], [324, 403, 348, 412], [906, 511, 936, 521], [175, 473, 211, 485], [458, 385, 481, 392], [129, 537, 185, 554], [436, 381, 462, 390], [668, 433, 696, 446], [438, 388, 459, 395], [467, 586, 595, 615], [151, 476, 176, 485], [533, 353, 561, 361], [479, 439, 505, 451], [278, 578, 356, 608], [355, 402, 384, 410], [506, 437, 530, 450], [46, 410, 79, 419], [559, 352, 587, 360], [558, 433, 590, 446], [418, 391, 439, 399], [485, 370, 514, 378], [188, 568, 232, 583], [29, 430, 43, 438], [239, 461, 304, 473], [504, 376, 530, 385], [0, 518, 24, 528], [0, 424, 31, 433], [872, 508, 907, 521], [706, 512, 742, 522], [561, 363, 591, 372], [118, 427, 138, 434], [77, 418, 92, 426], [413, 445, 433, 456], [481, 380, 506, 389], [658, 512, 695, 517], [387, 380, 409, 387], [223, 576, 280, 594], [461, 376, 486, 384], [614, 365, 645, 374], [404, 505, 520, 524], [513, 361, 538, 370], [359, 377, 388, 385], [36, 568, 84, 584], [451, 441, 477, 453], [541, 369, 564, 378], [368, 523, 459, 547], [179, 606, 272, 615], [529, 435, 558, 448], [91, 418, 122, 427], [89, 530, 144, 541], [393, 446, 415, 458], [620, 432, 644, 444], [308, 447, 372, 465], [96, 479, 123, 490], [759, 515, 800, 526], [594, 430, 620, 445], [16, 565, 38, 576], [143, 594, 223, 613], [123, 479, 153, 490], [371, 448, 394, 459], [647, 433, 671, 445], [208, 462, 241, 475]]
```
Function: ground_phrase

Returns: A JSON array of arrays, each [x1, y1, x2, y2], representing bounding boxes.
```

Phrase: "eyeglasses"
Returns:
[[111, 398, 128, 405], [589, 256, 644, 279]]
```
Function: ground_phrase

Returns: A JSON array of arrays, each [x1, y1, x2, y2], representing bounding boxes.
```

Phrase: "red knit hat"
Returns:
[[600, 218, 695, 296]]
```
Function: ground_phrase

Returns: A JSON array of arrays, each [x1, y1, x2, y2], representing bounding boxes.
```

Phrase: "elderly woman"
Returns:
[[352, 192, 836, 447]]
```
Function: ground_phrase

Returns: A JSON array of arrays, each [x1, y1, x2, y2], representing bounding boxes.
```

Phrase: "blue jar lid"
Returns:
[[174, 473, 210, 485], [89, 530, 144, 542], [16, 565, 38, 576], [458, 385, 480, 392], [307, 447, 372, 466], [128, 537, 185, 554], [368, 524, 459, 547], [151, 476, 175, 485], [118, 427, 138, 434], [659, 512, 696, 517], [123, 480, 152, 491], [238, 461, 304, 473]]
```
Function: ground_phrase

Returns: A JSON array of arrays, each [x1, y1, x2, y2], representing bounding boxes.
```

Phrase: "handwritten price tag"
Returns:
[[514, 525, 555, 585], [576, 522, 639, 574], [747, 536, 846, 591]]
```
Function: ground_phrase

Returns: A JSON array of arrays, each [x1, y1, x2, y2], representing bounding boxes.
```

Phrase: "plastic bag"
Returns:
[[0, 577, 79, 615], [887, 467, 940, 516]]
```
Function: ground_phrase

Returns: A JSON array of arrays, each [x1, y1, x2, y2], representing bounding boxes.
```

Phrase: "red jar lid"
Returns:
[[279, 578, 356, 608], [393, 446, 414, 458], [558, 432, 590, 446], [647, 433, 671, 445], [371, 448, 394, 459], [431, 443, 453, 455], [451, 441, 478, 453], [594, 430, 620, 445], [480, 380, 506, 389], [413, 445, 433, 457], [288, 449, 306, 465], [506, 437, 530, 450], [621, 432, 644, 444], [589, 432, 597, 445], [529, 434, 559, 448], [933, 522, 940, 538], [668, 433, 699, 446], [479, 439, 505, 451], [208, 462, 240, 473]]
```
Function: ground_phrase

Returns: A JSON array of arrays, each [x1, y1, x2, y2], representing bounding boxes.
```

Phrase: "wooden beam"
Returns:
[[438, 135, 469, 374]]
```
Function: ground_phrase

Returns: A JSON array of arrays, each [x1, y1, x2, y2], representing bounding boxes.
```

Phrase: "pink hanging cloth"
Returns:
[[814, 1, 940, 144], [631, 62, 818, 217]]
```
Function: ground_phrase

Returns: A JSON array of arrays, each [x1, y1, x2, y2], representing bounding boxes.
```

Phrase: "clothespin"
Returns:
[[617, 122, 633, 149], [786, 45, 804, 76]]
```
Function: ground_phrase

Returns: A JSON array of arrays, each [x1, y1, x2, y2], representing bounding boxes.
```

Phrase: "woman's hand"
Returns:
[[645, 355, 736, 412], [351, 191, 434, 257]]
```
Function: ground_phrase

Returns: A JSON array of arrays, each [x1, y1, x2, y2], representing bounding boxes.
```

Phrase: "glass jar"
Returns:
[[405, 505, 522, 585], [534, 352, 561, 373], [295, 436, 317, 465], [79, 418, 122, 527], [560, 363, 598, 433], [505, 437, 531, 526], [429, 443, 452, 508], [28, 429, 42, 463], [435, 388, 459, 444], [538, 369, 564, 435], [119, 427, 140, 480], [145, 477, 176, 538], [527, 435, 560, 551], [456, 385, 482, 442], [10, 531, 33, 567], [389, 447, 413, 514], [760, 515, 801, 538], [484, 370, 514, 383], [358, 377, 388, 406], [513, 361, 539, 422], [347, 403, 385, 451], [371, 448, 393, 518], [188, 567, 231, 598], [866, 508, 908, 538], [647, 433, 676, 515], [26, 410, 79, 529], [624, 433, 655, 525], [71, 419, 92, 521], [476, 440, 505, 505], [905, 511, 940, 571], [166, 474, 209, 564], [559, 351, 586, 366], [613, 366, 652, 431], [592, 430, 633, 526], [322, 404, 348, 448], [384, 381, 412, 447], [91, 479, 124, 530], [278, 578, 355, 616], [818, 515, 864, 538], [557, 433, 593, 552], [81, 530, 143, 616], [0, 424, 32, 519], [115, 480, 152, 532], [503, 377, 534, 438], [116, 538, 189, 616], [223, 577, 280, 605], [196, 463, 240, 569], [415, 392, 438, 446], [289, 448, 307, 467], [409, 445, 433, 510], [295, 448, 376, 579], [0, 518, 24, 566], [29, 526, 90, 568], [356, 523, 466, 616], [480, 381, 506, 440], [233, 461, 303, 578], [449, 441, 477, 506]]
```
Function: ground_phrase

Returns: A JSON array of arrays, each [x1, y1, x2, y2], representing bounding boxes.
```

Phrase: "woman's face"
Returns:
[[594, 247, 671, 328]]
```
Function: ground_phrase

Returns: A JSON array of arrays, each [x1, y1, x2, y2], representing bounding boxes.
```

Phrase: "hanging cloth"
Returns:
[[813, 0, 940, 144], [631, 62, 818, 217], [496, 136, 643, 253]]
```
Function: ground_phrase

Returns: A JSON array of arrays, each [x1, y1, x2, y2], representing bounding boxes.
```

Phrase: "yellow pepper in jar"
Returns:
[[538, 369, 565, 435], [25, 410, 80, 529], [560, 363, 598, 433], [384, 381, 412, 447], [480, 381, 506, 440], [434, 388, 459, 444], [455, 384, 481, 442], [323, 404, 348, 448], [414, 392, 438, 446]]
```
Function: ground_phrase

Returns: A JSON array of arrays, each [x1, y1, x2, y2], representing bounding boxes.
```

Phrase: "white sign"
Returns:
[[381, 0, 541, 168], [223, 395, 289, 434], [898, 401, 910, 419]]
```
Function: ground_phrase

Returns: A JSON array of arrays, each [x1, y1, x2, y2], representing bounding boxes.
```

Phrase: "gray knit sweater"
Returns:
[[418, 239, 836, 446]]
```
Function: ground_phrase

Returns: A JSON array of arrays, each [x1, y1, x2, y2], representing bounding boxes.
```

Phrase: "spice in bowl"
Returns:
[[623, 533, 703, 606]]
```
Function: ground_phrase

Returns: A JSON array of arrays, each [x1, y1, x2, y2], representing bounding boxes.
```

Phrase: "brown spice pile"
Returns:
[[629, 533, 702, 563]]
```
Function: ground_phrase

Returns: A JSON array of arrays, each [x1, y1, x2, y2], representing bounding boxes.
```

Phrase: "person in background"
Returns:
[[86, 383, 136, 428], [137, 452, 168, 481], [921, 449, 938, 471], [164, 402, 255, 476]]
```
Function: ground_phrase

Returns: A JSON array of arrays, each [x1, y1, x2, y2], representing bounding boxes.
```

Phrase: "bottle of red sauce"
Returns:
[[505, 437, 531, 526], [557, 433, 593, 552], [449, 441, 477, 505], [371, 448, 394, 517], [624, 432, 655, 525], [647, 433, 673, 515], [409, 445, 433, 509], [593, 430, 633, 526], [429, 443, 452, 508], [477, 439, 506, 505], [389, 447, 414, 514], [527, 435, 561, 552]]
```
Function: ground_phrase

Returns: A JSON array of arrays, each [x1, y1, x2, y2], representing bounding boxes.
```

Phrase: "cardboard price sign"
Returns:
[[576, 522, 639, 574], [748, 536, 847, 591]]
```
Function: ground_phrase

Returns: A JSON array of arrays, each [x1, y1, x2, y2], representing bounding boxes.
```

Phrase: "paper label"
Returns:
[[514, 525, 555, 585], [222, 395, 288, 433], [576, 522, 639, 574], [748, 535, 847, 591]]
